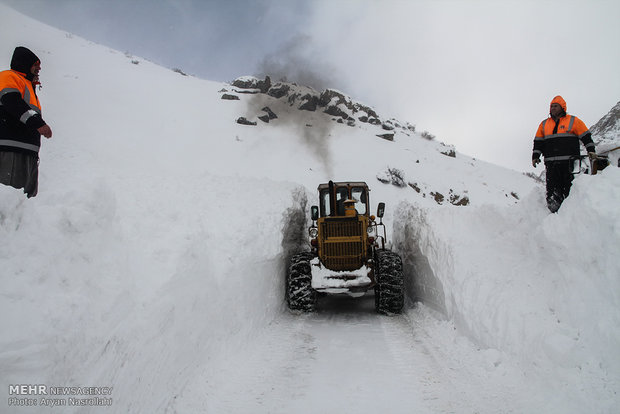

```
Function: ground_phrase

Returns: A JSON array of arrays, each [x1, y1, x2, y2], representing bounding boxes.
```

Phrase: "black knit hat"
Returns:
[[10, 46, 40, 80]]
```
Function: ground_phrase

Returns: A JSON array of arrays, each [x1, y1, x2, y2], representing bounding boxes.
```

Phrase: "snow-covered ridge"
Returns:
[[591, 101, 620, 140], [591, 101, 620, 166], [218, 75, 533, 208], [225, 75, 417, 141]]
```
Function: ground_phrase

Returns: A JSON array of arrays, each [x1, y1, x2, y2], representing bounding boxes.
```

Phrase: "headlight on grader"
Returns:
[[309, 227, 318, 238]]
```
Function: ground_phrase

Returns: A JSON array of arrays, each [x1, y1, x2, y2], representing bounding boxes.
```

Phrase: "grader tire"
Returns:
[[287, 252, 317, 312], [374, 250, 404, 315]]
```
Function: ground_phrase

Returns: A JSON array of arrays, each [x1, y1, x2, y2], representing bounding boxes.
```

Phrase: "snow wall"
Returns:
[[0, 178, 310, 412], [393, 168, 620, 411]]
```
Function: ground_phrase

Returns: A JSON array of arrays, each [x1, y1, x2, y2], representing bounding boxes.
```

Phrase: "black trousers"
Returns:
[[0, 151, 39, 198], [545, 161, 573, 213]]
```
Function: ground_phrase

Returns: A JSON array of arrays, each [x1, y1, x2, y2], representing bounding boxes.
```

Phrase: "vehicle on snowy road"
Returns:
[[287, 180, 404, 314]]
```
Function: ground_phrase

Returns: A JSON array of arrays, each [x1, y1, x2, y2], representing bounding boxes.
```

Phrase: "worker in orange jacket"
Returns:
[[532, 96, 596, 213], [0, 46, 52, 198]]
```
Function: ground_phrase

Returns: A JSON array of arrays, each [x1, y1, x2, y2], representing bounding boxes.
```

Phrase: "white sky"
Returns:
[[3, 0, 619, 172]]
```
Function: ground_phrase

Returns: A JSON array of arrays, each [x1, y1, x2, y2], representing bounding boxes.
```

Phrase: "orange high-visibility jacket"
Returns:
[[0, 68, 45, 155], [532, 115, 595, 162], [0, 70, 41, 110]]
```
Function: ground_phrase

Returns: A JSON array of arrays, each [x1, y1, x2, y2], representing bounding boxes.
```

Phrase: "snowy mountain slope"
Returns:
[[1, 4, 619, 413], [591, 101, 620, 140], [591, 100, 620, 166]]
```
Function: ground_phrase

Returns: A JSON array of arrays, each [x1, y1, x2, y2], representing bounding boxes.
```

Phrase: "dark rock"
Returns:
[[408, 182, 421, 193], [421, 131, 435, 140], [354, 102, 378, 120], [288, 93, 300, 106], [236, 117, 257, 126], [299, 94, 319, 111], [318, 89, 345, 107], [319, 89, 379, 121], [449, 192, 470, 206], [231, 75, 271, 93], [267, 83, 291, 98], [261, 107, 278, 119], [377, 168, 406, 187], [388, 168, 406, 187], [260, 75, 272, 93], [453, 197, 469, 206], [231, 78, 257, 89], [258, 115, 270, 123], [377, 133, 394, 141], [430, 191, 445, 204], [234, 89, 260, 94], [221, 94, 240, 101], [324, 105, 349, 119]]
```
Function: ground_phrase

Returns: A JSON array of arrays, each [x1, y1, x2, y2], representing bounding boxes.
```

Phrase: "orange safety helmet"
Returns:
[[550, 95, 567, 112]]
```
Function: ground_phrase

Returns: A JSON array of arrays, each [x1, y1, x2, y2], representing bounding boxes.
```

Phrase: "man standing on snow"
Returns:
[[532, 95, 595, 213], [0, 46, 52, 198]]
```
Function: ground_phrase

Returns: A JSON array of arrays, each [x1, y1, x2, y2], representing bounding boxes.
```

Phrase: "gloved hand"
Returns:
[[37, 124, 52, 138], [588, 152, 597, 160], [532, 158, 540, 168]]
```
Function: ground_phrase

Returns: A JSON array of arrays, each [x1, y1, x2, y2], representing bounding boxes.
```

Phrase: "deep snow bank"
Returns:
[[0, 175, 310, 412], [394, 168, 620, 412]]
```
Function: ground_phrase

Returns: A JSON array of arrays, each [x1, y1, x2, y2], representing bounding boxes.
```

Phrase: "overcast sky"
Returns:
[[3, 0, 619, 172]]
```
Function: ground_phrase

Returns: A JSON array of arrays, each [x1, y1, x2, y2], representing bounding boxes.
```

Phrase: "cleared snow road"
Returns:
[[178, 294, 528, 414]]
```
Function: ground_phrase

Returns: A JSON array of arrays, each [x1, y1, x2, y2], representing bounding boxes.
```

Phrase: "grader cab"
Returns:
[[287, 181, 404, 314]]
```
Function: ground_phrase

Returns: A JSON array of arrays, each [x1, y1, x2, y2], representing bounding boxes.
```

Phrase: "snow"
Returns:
[[395, 169, 620, 412], [310, 257, 372, 293], [1, 4, 619, 413]]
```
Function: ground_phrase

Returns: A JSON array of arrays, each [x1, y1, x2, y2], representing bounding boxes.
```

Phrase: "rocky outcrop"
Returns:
[[231, 76, 272, 93], [376, 167, 406, 187], [262, 107, 277, 120], [590, 101, 620, 167], [591, 101, 620, 140], [226, 76, 438, 148], [267, 83, 291, 98], [298, 94, 319, 111], [377, 172, 471, 206], [258, 107, 278, 123], [449, 190, 470, 206], [318, 89, 379, 123], [439, 143, 456, 158], [228, 76, 397, 133], [236, 117, 257, 126], [377, 133, 394, 141]]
